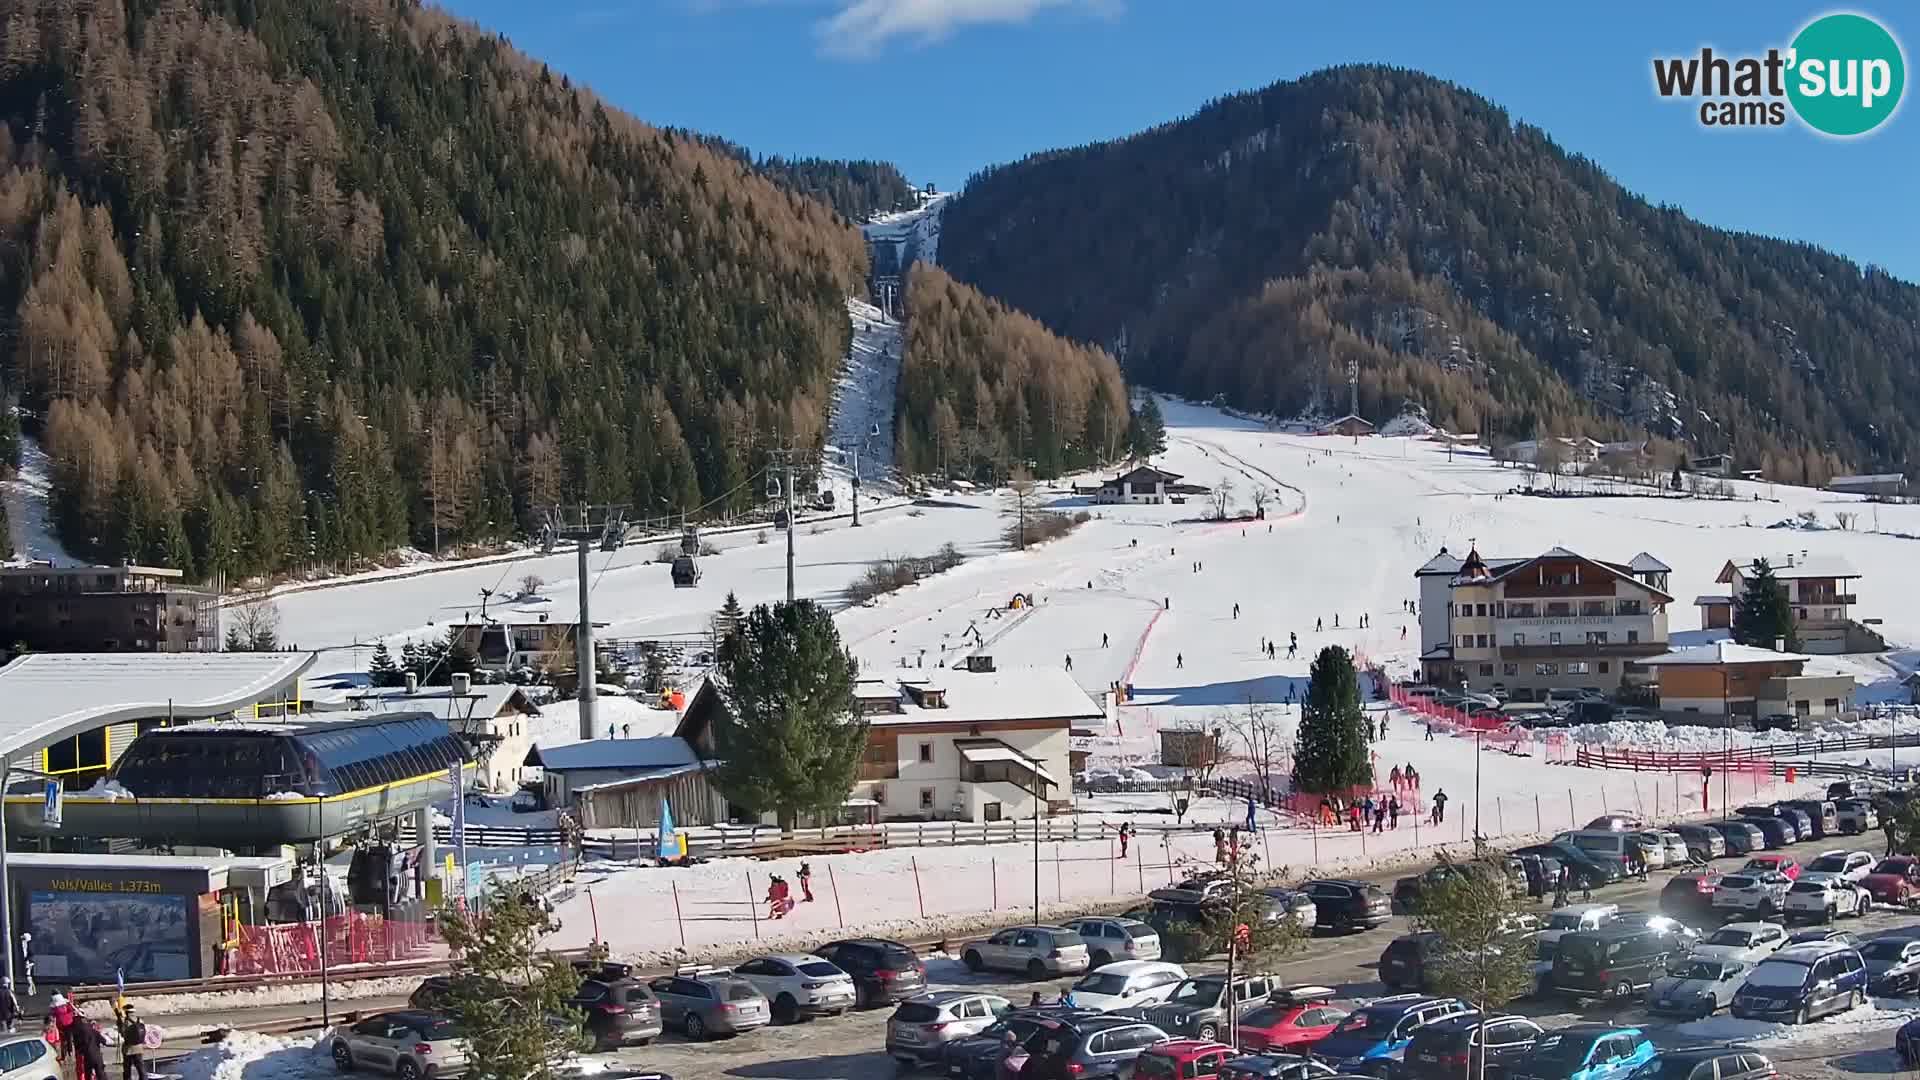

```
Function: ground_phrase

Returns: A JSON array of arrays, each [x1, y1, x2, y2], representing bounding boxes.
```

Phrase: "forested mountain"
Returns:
[[0, 0, 871, 581], [682, 135, 919, 221], [941, 65, 1920, 484], [897, 264, 1129, 482]]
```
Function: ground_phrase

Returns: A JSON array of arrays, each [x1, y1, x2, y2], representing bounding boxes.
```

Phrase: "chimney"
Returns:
[[451, 672, 471, 696], [1775, 637, 1786, 652], [404, 671, 419, 694]]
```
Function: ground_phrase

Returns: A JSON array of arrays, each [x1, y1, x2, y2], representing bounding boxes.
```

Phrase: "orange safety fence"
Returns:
[[229, 913, 435, 976]]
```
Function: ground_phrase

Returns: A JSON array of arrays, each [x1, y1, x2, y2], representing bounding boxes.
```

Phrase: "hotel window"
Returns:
[[1535, 663, 1559, 676], [918, 742, 933, 763], [1617, 599, 1643, 616], [1580, 600, 1609, 616], [1512, 633, 1526, 646], [1566, 662, 1590, 675], [920, 788, 936, 810], [1825, 698, 1841, 713], [1476, 604, 1488, 617], [1546, 602, 1572, 617], [1626, 630, 1639, 643], [1598, 662, 1611, 674], [1459, 635, 1472, 648], [1503, 664, 1518, 677], [1475, 634, 1489, 648], [1479, 664, 1494, 677], [1493, 602, 1505, 618], [1797, 608, 1807, 620], [1508, 602, 1537, 618], [1586, 631, 1609, 645], [1549, 632, 1562, 646]]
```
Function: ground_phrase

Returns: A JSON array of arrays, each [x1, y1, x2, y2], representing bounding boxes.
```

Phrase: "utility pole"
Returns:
[[429, 427, 441, 558], [849, 422, 880, 528], [542, 504, 629, 741], [766, 447, 799, 603]]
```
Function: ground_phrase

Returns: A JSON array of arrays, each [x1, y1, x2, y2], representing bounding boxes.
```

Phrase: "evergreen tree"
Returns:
[[711, 600, 863, 830], [1292, 646, 1372, 793], [711, 591, 746, 645], [1158, 849, 1305, 975], [400, 640, 425, 682], [435, 881, 585, 1080], [432, 626, 478, 685], [0, 394, 18, 473], [0, 500, 9, 561], [1733, 558, 1799, 651], [368, 642, 403, 688], [1128, 396, 1168, 457], [1409, 860, 1539, 1077]]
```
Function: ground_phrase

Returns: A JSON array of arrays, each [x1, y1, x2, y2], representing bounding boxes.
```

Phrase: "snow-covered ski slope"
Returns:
[[865, 191, 948, 269], [2, 433, 81, 566], [817, 297, 903, 510]]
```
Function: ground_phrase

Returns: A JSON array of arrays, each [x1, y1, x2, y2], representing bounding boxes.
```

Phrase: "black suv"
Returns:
[[568, 975, 664, 1050], [940, 1008, 1101, 1080], [814, 938, 926, 1008], [1403, 1014, 1543, 1080], [1548, 925, 1690, 1002], [1629, 1047, 1774, 1080], [1300, 879, 1391, 932], [1379, 933, 1443, 991]]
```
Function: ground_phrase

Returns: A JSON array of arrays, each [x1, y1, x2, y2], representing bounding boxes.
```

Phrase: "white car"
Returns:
[[1647, 957, 1752, 1019], [1061, 916, 1163, 967], [1804, 850, 1877, 884], [1065, 960, 1189, 1011], [1712, 872, 1793, 917], [731, 953, 858, 1022], [1629, 832, 1671, 871], [1689, 922, 1788, 967], [1535, 903, 1619, 961], [1783, 875, 1872, 923]]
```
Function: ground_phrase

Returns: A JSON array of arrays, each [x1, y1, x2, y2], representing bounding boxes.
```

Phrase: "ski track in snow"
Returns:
[[2, 433, 81, 565]]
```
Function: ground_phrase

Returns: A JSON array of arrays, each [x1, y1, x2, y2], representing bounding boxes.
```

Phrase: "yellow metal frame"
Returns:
[[3, 765, 454, 807]]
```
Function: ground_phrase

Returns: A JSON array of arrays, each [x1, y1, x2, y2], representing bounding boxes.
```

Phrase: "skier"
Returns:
[[1176, 653, 1184, 669], [766, 876, 792, 919], [1316, 618, 1323, 633], [1245, 797, 1257, 832], [1373, 802, 1385, 833], [1065, 654, 1073, 671], [797, 863, 815, 903], [1334, 614, 1340, 628], [114, 1001, 148, 1080], [1213, 829, 1228, 864], [1378, 715, 1388, 740], [1424, 720, 1434, 741], [1117, 822, 1132, 858], [70, 1014, 106, 1080], [1401, 626, 1407, 640], [1431, 789, 1449, 825], [1101, 632, 1110, 648], [0, 978, 14, 1035], [1555, 862, 1572, 907], [1389, 796, 1402, 830], [1389, 765, 1403, 791], [1233, 603, 1240, 620], [1348, 803, 1363, 832], [1361, 795, 1375, 831]]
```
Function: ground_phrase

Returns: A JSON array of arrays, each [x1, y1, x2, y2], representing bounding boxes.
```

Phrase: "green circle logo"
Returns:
[[1787, 12, 1906, 136]]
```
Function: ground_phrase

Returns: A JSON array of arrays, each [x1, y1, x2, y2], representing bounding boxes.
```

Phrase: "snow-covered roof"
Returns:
[[1639, 643, 1812, 666], [0, 651, 315, 758], [1694, 595, 1733, 606], [868, 668, 1101, 727], [334, 684, 541, 720], [954, 738, 1059, 784], [1722, 555, 1862, 581], [1627, 553, 1672, 574], [526, 736, 699, 773], [1829, 473, 1904, 486], [1474, 548, 1677, 602]]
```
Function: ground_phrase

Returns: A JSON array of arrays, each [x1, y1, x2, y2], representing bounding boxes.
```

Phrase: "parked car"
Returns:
[[1062, 916, 1165, 967], [1534, 904, 1619, 963], [1585, 814, 1644, 832], [1066, 961, 1189, 1012], [1835, 799, 1879, 835], [1671, 825, 1727, 862], [1236, 989, 1347, 1054], [1900, 1015, 1920, 1067], [1702, 820, 1764, 855], [1549, 925, 1691, 1001], [1153, 875, 1237, 907], [814, 938, 927, 1008], [962, 926, 1092, 979], [1737, 804, 1805, 841], [1219, 1055, 1342, 1080], [1624, 833, 1670, 871], [1710, 872, 1793, 919], [1778, 807, 1814, 841], [1379, 933, 1443, 991], [1624, 1047, 1775, 1080], [886, 991, 1015, 1067], [1262, 889, 1320, 930], [1740, 854, 1801, 881], [940, 1008, 1100, 1080], [1403, 1014, 1542, 1080], [1121, 973, 1279, 1041], [1658, 872, 1722, 923], [1646, 957, 1751, 1018], [1511, 1025, 1654, 1080], [1863, 856, 1920, 907], [1732, 813, 1793, 849], [566, 974, 665, 1049], [1732, 942, 1869, 1023], [1787, 929, 1858, 951], [646, 967, 772, 1040], [1510, 845, 1619, 891], [732, 954, 857, 1023], [1781, 876, 1871, 922], [1804, 850, 1876, 884], [1780, 800, 1839, 839], [1309, 995, 1474, 1075], [1134, 1040, 1237, 1080], [999, 1015, 1172, 1080], [1299, 880, 1392, 932], [1690, 923, 1788, 966], [329, 1011, 466, 1080], [1655, 832, 1690, 867], [1863, 937, 1920, 996], [1393, 862, 1519, 913]]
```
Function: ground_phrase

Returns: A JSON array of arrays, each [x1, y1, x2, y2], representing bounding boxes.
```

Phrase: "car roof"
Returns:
[[1096, 960, 1184, 974], [914, 990, 996, 1005], [1656, 1047, 1762, 1063], [1555, 902, 1617, 915], [1554, 1023, 1642, 1037], [1305, 878, 1372, 888], [828, 937, 910, 949], [1147, 1040, 1236, 1057], [761, 952, 831, 965], [1773, 941, 1856, 959], [1715, 921, 1778, 934]]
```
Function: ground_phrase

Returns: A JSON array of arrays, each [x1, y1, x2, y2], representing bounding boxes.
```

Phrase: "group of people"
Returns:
[[1388, 764, 1423, 791], [763, 863, 816, 919], [38, 992, 153, 1080]]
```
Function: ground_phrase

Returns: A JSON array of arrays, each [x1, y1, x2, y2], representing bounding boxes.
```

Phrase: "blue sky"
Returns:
[[443, 1, 1918, 282]]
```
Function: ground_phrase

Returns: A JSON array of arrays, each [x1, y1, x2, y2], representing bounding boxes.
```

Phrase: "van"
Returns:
[[1568, 700, 1616, 725], [1731, 942, 1868, 1023], [1545, 689, 1587, 711], [1549, 925, 1690, 1001], [1780, 800, 1839, 839], [1555, 830, 1630, 862]]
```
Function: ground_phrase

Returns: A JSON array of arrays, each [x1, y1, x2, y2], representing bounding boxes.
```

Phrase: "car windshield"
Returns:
[[1874, 860, 1913, 874], [1126, 924, 1158, 938], [1744, 960, 1813, 989], [1075, 974, 1133, 995], [1705, 929, 1754, 946], [895, 1003, 942, 1023], [1330, 1010, 1379, 1035], [1241, 1007, 1283, 1028], [724, 982, 760, 1001], [1808, 855, 1848, 873], [877, 947, 918, 968], [1720, 876, 1756, 889], [798, 962, 842, 977], [421, 1017, 459, 1040], [1862, 940, 1913, 960], [1528, 1034, 1592, 1069], [1547, 912, 1590, 930], [1788, 881, 1827, 894], [1168, 979, 1223, 1004], [1666, 960, 1729, 979]]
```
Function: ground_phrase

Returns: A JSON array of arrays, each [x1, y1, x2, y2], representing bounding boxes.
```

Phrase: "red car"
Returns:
[[1135, 1040, 1236, 1080], [1235, 996, 1348, 1054], [1743, 854, 1801, 881], [1864, 857, 1920, 906]]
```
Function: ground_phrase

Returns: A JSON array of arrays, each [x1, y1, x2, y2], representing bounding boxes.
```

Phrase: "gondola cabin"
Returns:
[[671, 554, 701, 588], [680, 525, 699, 556]]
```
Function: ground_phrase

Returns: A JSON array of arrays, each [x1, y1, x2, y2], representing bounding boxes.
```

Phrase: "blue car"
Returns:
[[1310, 995, 1474, 1075], [1732, 942, 1869, 1023], [1511, 1024, 1654, 1080]]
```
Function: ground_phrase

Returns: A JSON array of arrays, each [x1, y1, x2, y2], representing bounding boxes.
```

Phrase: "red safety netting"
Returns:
[[228, 914, 435, 977]]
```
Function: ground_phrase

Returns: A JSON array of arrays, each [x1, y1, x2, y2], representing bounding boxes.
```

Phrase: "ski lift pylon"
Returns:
[[680, 524, 699, 556]]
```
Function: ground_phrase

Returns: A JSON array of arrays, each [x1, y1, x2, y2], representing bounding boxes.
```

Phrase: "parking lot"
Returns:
[[579, 822, 1920, 1080]]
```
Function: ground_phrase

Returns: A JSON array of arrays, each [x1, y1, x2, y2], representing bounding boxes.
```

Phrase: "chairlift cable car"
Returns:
[[670, 553, 701, 588]]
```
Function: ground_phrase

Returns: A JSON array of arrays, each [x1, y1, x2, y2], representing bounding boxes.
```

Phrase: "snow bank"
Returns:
[[172, 1031, 334, 1080], [88, 975, 426, 1019], [1676, 996, 1920, 1043]]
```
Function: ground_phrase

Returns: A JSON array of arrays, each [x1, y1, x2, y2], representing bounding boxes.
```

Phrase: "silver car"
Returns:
[[330, 1011, 466, 1080], [1061, 916, 1163, 967], [961, 925, 1090, 978], [884, 990, 1012, 1066], [1647, 958, 1751, 1018], [646, 967, 772, 1040]]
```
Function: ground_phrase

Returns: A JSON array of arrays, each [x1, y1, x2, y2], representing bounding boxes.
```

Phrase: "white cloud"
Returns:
[[815, 0, 1120, 58]]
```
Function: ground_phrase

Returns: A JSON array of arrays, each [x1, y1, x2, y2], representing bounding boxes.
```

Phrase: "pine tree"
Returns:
[[1409, 862, 1538, 1077], [1128, 396, 1168, 457], [435, 881, 585, 1080], [1733, 558, 1798, 651], [368, 642, 403, 687], [711, 600, 863, 830], [711, 590, 745, 645], [1292, 645, 1373, 793], [400, 640, 424, 682]]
